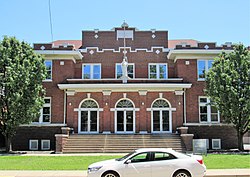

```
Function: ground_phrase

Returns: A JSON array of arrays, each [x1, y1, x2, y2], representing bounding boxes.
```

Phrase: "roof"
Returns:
[[168, 39, 199, 49], [52, 40, 82, 49], [51, 39, 199, 50]]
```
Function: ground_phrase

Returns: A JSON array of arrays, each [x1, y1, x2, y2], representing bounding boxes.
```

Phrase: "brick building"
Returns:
[[12, 23, 238, 152]]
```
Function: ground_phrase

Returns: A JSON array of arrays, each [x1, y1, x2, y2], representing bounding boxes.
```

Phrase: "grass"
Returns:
[[203, 154, 250, 169], [0, 154, 249, 170]]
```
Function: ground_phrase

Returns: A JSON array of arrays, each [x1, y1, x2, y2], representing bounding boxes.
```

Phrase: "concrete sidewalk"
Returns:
[[0, 169, 249, 177]]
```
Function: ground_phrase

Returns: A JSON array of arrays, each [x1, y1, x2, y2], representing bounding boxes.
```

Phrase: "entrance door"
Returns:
[[116, 110, 134, 133], [80, 111, 98, 133], [152, 110, 170, 132], [115, 99, 135, 133], [151, 99, 172, 133], [78, 100, 99, 134]]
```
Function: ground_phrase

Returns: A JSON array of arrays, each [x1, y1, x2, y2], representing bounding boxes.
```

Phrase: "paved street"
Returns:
[[0, 169, 249, 177]]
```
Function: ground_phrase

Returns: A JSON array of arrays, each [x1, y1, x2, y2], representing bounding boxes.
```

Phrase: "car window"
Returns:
[[130, 152, 151, 163], [153, 152, 176, 161], [116, 151, 135, 161]]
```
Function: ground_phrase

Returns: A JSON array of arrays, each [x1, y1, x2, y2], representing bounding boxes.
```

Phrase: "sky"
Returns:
[[0, 0, 250, 46]]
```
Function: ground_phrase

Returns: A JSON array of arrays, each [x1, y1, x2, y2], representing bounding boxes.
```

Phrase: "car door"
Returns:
[[150, 152, 178, 177], [123, 152, 152, 177]]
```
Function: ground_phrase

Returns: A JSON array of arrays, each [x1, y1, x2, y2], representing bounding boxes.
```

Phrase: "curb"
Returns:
[[0, 170, 249, 177]]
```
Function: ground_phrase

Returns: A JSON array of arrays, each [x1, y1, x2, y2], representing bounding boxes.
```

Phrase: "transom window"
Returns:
[[44, 60, 52, 80], [116, 100, 134, 108], [152, 100, 169, 108], [116, 63, 134, 79], [149, 64, 167, 79], [197, 60, 213, 80], [199, 97, 219, 123], [82, 64, 101, 79], [81, 100, 98, 108]]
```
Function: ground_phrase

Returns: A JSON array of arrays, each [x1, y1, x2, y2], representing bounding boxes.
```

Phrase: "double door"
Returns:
[[116, 110, 134, 133], [79, 110, 98, 133], [152, 110, 170, 133]]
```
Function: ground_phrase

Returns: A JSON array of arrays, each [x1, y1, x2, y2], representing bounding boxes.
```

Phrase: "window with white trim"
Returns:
[[44, 60, 52, 80], [116, 63, 134, 79], [212, 139, 221, 149], [29, 140, 38, 150], [41, 140, 50, 150], [197, 60, 213, 80], [33, 98, 51, 123], [149, 64, 167, 79], [82, 64, 101, 79], [199, 97, 219, 123]]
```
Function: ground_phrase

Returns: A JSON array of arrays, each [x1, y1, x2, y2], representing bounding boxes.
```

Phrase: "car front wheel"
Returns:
[[173, 170, 191, 177], [102, 171, 119, 177]]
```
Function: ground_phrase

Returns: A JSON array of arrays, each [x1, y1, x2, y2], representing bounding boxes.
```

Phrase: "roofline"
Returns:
[[35, 50, 83, 60], [167, 49, 233, 62]]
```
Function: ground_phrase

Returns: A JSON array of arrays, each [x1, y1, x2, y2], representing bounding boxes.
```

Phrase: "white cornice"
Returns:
[[167, 49, 233, 62], [79, 46, 170, 53], [35, 50, 83, 61], [58, 83, 192, 92]]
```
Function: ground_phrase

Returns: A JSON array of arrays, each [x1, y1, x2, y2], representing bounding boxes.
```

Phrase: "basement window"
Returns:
[[212, 139, 221, 150], [41, 140, 50, 150], [29, 140, 38, 150]]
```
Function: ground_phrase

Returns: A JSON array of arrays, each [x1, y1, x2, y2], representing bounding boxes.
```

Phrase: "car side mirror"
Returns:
[[125, 160, 132, 164]]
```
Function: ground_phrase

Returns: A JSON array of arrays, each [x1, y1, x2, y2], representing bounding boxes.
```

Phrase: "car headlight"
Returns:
[[88, 166, 103, 173]]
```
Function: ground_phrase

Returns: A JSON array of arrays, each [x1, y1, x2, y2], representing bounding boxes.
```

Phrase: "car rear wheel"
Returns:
[[173, 170, 191, 177], [102, 171, 119, 177]]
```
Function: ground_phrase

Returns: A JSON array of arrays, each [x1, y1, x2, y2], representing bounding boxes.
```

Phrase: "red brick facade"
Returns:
[[12, 25, 239, 151]]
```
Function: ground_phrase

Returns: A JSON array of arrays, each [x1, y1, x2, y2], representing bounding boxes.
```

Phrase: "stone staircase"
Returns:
[[62, 134, 186, 153]]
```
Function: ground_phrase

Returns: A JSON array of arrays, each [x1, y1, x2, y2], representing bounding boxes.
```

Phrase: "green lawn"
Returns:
[[0, 154, 249, 170], [203, 154, 250, 169]]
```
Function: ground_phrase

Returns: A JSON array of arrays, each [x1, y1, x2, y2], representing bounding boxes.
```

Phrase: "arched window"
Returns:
[[78, 99, 99, 133], [81, 100, 98, 108], [115, 99, 135, 133], [152, 99, 169, 108], [151, 99, 171, 133], [116, 99, 134, 108]]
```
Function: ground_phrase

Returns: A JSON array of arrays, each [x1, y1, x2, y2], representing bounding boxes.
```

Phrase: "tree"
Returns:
[[205, 44, 250, 151], [0, 36, 46, 152]]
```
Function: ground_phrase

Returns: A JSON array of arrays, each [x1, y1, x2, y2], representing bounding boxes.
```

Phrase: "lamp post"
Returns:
[[121, 21, 129, 84]]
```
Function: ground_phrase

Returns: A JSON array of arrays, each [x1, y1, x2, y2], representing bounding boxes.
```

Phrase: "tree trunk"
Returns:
[[4, 135, 12, 153], [237, 131, 244, 151]]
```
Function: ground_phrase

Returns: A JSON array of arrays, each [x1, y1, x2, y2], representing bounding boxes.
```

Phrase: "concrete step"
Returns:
[[63, 134, 186, 153]]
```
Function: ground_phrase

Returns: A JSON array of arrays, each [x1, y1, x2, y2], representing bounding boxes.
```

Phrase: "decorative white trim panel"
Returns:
[[58, 83, 192, 93], [79, 46, 170, 53]]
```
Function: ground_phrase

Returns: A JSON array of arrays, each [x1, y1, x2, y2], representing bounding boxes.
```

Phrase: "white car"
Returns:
[[87, 148, 206, 177]]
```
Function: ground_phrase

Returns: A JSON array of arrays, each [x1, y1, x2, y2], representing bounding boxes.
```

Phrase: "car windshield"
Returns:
[[116, 151, 135, 161]]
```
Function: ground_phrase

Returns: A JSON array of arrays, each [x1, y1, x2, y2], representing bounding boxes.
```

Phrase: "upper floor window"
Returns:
[[197, 60, 213, 80], [116, 63, 134, 79], [199, 97, 219, 123], [33, 98, 51, 123], [149, 64, 167, 79], [82, 64, 101, 79], [44, 60, 52, 80]]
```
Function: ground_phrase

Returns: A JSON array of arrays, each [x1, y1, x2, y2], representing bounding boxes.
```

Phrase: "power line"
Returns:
[[48, 0, 54, 42]]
